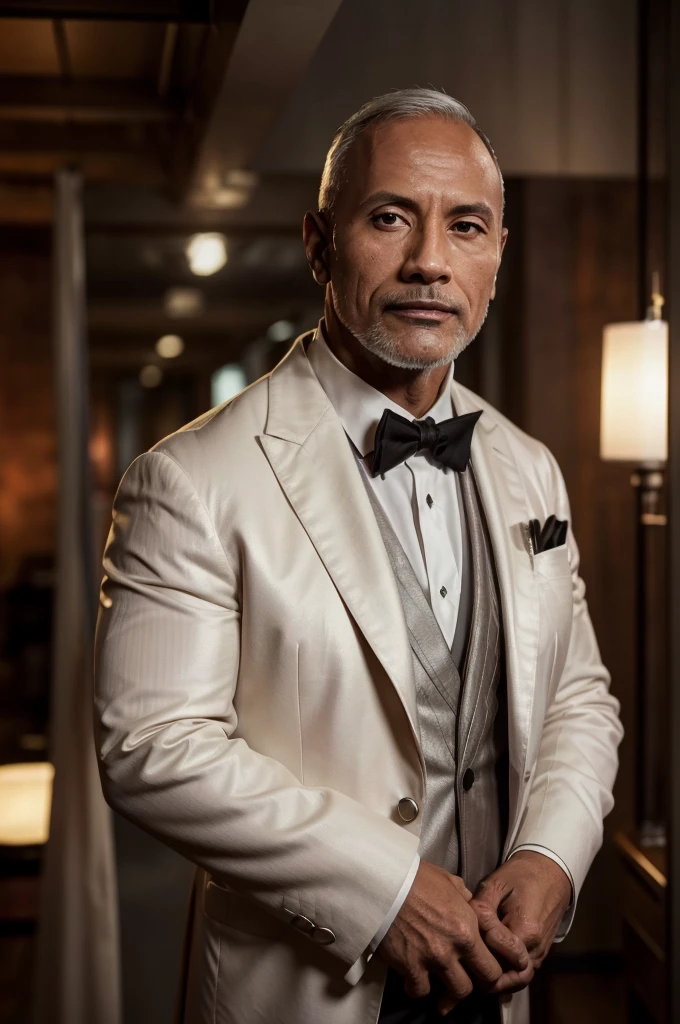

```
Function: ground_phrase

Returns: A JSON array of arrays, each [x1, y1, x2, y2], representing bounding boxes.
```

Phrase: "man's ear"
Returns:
[[490, 226, 508, 301], [303, 210, 331, 286]]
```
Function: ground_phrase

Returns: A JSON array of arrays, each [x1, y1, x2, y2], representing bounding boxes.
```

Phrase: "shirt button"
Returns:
[[426, 494, 434, 508], [440, 586, 447, 598], [463, 768, 475, 791]]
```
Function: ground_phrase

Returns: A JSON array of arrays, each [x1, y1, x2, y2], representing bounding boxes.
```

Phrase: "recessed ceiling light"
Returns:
[[211, 363, 248, 407], [155, 334, 184, 359], [266, 319, 295, 343], [163, 287, 204, 318], [186, 233, 227, 276], [139, 365, 163, 388]]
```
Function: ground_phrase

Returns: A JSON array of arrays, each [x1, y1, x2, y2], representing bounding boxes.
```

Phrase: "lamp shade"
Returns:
[[0, 761, 53, 845], [600, 319, 668, 463]]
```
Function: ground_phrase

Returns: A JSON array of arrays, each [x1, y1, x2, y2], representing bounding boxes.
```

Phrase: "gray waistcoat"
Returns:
[[363, 465, 508, 893]]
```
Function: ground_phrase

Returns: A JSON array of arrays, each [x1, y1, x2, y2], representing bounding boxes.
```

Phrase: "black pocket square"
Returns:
[[529, 515, 568, 553]]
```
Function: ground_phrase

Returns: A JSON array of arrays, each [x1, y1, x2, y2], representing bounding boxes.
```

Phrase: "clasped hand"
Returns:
[[377, 851, 571, 1016]]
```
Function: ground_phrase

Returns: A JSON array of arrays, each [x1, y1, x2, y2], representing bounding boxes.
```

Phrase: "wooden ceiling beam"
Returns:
[[0, 152, 164, 184], [0, 77, 176, 122], [0, 181, 53, 224], [0, 1, 213, 21], [0, 119, 163, 153], [184, 0, 343, 204], [82, 178, 318, 234]]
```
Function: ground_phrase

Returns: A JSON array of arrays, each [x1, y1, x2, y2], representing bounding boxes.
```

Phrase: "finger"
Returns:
[[403, 968, 431, 1000], [500, 909, 545, 960], [458, 932, 504, 988], [472, 876, 508, 914], [450, 876, 473, 902], [434, 961, 474, 1016], [481, 922, 530, 972], [470, 899, 529, 973], [489, 961, 534, 995]]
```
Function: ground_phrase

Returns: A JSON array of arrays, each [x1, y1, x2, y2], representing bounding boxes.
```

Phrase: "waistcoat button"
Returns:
[[463, 768, 475, 791], [397, 797, 419, 822], [313, 927, 336, 945]]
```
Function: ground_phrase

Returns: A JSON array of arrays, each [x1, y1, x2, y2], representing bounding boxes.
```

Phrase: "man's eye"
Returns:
[[453, 221, 482, 234], [373, 212, 402, 227]]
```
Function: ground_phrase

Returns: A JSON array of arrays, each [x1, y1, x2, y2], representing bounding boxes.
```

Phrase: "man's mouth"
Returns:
[[385, 300, 458, 323]]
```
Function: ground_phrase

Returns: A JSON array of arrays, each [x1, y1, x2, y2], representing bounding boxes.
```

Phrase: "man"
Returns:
[[95, 89, 623, 1024]]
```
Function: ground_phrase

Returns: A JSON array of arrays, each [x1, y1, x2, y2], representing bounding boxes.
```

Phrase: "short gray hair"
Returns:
[[318, 87, 503, 215]]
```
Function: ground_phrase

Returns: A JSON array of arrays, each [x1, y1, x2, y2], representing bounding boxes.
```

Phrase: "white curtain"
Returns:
[[32, 168, 122, 1024]]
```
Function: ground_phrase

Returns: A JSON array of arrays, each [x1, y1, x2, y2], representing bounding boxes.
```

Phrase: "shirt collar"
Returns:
[[306, 320, 454, 458]]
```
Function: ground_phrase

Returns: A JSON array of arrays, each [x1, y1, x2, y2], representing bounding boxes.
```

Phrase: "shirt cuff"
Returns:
[[508, 844, 575, 942], [368, 852, 420, 953], [344, 853, 420, 987]]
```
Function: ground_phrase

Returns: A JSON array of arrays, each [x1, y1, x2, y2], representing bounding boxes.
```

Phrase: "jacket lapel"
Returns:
[[452, 383, 539, 779], [260, 338, 422, 761]]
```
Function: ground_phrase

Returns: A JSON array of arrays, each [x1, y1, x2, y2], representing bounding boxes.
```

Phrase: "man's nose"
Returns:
[[401, 223, 452, 284]]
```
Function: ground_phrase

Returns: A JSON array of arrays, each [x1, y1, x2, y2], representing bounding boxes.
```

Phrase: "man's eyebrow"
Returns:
[[360, 192, 495, 222], [360, 191, 419, 211], [448, 201, 494, 221]]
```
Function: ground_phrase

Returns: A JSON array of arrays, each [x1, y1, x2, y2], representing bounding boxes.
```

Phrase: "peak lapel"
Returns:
[[452, 383, 538, 778], [260, 340, 421, 756]]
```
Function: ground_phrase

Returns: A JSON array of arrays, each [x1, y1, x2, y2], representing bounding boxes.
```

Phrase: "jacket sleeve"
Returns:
[[94, 450, 419, 973], [509, 446, 623, 930]]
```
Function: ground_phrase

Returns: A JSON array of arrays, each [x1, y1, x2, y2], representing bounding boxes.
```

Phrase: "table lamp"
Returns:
[[600, 280, 669, 846]]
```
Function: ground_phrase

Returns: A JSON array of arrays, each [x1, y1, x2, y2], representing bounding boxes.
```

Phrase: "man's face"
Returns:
[[322, 116, 506, 370]]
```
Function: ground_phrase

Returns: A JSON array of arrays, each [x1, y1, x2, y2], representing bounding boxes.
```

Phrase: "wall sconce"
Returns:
[[600, 279, 668, 847]]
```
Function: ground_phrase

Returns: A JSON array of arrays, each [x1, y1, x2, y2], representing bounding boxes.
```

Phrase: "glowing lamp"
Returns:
[[600, 318, 668, 464]]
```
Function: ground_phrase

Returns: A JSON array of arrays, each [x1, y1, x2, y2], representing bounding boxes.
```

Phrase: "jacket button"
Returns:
[[290, 914, 315, 934], [313, 927, 336, 945], [397, 797, 419, 822], [463, 768, 475, 791]]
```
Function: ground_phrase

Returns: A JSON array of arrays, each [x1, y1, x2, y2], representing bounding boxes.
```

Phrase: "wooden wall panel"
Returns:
[[0, 228, 55, 589], [478, 178, 639, 952]]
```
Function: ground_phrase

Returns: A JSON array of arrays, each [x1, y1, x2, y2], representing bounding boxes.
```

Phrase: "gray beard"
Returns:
[[350, 303, 489, 371]]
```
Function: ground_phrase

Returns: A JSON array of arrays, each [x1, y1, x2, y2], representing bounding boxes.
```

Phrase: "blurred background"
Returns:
[[0, 1, 677, 1022]]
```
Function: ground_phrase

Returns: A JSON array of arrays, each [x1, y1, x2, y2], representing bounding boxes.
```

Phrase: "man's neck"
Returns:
[[322, 307, 451, 419]]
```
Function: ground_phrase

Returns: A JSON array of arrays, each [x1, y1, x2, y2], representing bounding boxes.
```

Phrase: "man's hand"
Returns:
[[470, 850, 572, 996], [377, 860, 531, 1015]]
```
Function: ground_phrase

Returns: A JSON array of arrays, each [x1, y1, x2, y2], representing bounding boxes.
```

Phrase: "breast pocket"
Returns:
[[534, 546, 573, 698]]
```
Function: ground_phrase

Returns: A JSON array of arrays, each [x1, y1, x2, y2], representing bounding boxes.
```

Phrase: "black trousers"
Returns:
[[378, 968, 501, 1024]]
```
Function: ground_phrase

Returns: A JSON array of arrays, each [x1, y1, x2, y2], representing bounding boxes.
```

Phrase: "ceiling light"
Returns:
[[186, 233, 227, 276], [211, 364, 247, 407], [139, 365, 163, 388], [155, 334, 184, 359], [164, 287, 205, 318], [266, 319, 295, 343]]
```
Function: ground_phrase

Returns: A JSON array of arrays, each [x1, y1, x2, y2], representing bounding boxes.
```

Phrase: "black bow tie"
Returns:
[[372, 407, 482, 477]]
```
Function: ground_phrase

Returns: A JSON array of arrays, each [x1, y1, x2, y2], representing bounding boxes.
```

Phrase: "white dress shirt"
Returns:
[[307, 326, 573, 958]]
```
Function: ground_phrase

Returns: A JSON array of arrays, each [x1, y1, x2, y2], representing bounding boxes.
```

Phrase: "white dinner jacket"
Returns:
[[94, 333, 622, 1024]]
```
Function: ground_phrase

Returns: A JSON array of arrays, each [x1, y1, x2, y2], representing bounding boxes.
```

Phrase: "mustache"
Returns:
[[379, 289, 463, 314]]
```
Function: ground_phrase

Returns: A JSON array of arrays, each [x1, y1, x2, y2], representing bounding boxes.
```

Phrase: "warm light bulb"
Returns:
[[163, 287, 204, 318], [186, 233, 227, 276], [267, 320, 295, 343], [139, 365, 163, 388], [155, 334, 184, 359]]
